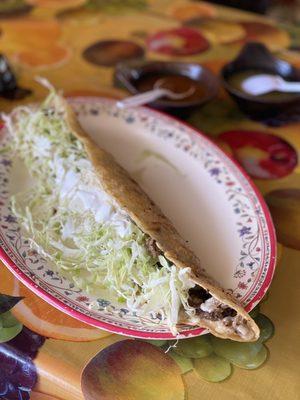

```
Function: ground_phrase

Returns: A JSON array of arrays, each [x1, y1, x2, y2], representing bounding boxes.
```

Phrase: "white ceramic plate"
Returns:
[[0, 98, 276, 339]]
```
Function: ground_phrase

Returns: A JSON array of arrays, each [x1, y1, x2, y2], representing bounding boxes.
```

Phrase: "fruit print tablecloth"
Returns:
[[0, 1, 299, 399]]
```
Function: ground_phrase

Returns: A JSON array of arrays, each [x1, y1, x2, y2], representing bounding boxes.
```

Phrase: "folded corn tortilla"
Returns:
[[5, 89, 259, 341]]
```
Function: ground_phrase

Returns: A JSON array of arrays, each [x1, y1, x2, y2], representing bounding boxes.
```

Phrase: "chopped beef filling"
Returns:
[[221, 307, 237, 318], [188, 286, 211, 307], [146, 237, 161, 258], [188, 286, 237, 321], [196, 308, 237, 321], [187, 286, 252, 339]]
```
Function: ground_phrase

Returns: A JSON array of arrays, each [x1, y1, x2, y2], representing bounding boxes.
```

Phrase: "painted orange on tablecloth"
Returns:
[[189, 20, 246, 44], [168, 2, 216, 21], [0, 2, 298, 399], [81, 340, 185, 400], [0, 264, 111, 341], [0, 18, 70, 68]]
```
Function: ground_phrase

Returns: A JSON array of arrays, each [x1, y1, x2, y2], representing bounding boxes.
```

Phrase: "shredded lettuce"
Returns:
[[4, 90, 196, 334]]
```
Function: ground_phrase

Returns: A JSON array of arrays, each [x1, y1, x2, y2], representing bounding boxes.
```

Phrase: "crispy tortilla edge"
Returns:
[[63, 98, 259, 341]]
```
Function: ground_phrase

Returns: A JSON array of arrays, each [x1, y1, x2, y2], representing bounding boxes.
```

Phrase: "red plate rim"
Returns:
[[0, 97, 277, 339]]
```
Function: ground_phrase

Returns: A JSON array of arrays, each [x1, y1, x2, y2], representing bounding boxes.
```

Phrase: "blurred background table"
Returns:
[[0, 1, 299, 400]]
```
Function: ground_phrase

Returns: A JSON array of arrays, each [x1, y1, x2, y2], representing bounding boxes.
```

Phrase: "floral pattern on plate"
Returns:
[[0, 98, 276, 339]]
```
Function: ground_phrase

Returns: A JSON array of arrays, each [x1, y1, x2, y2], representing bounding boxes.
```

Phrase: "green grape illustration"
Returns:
[[194, 354, 232, 382]]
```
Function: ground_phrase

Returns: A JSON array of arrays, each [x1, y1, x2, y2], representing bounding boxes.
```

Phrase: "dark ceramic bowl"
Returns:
[[221, 42, 300, 120], [114, 60, 219, 118]]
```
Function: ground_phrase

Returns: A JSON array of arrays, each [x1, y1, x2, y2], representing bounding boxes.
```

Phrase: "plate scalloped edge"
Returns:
[[0, 97, 277, 339]]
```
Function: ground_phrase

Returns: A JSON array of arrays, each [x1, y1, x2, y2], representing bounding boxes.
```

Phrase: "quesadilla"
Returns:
[[4, 88, 259, 341]]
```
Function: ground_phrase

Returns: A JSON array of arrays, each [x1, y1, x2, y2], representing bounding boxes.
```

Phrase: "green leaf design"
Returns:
[[1, 311, 20, 328], [249, 304, 260, 319], [0, 294, 23, 314], [194, 354, 232, 382], [255, 314, 275, 343], [231, 346, 268, 370], [0, 311, 22, 343], [0, 0, 28, 13], [168, 350, 194, 374], [145, 339, 167, 347], [173, 335, 213, 359], [211, 336, 263, 366], [85, 0, 147, 12]]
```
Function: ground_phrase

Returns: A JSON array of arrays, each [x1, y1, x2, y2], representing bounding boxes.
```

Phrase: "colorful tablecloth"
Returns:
[[0, 1, 299, 400]]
